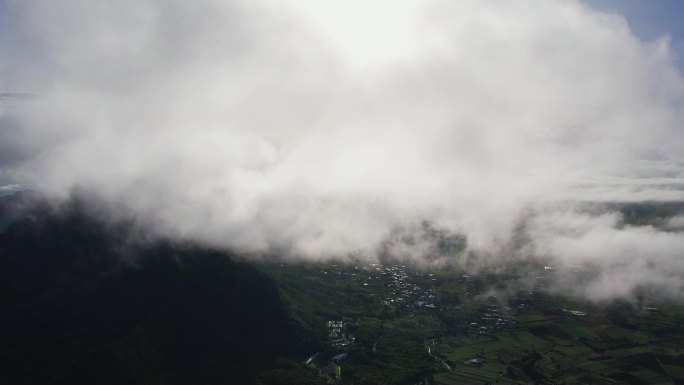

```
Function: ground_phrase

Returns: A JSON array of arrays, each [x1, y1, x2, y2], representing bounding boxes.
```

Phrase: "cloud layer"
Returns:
[[1, 0, 684, 300]]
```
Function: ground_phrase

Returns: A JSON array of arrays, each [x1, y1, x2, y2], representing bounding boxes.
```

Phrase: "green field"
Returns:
[[257, 260, 684, 385]]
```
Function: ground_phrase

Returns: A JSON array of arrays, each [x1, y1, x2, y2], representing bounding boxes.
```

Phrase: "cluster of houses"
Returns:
[[466, 299, 519, 335], [302, 322, 352, 383], [327, 320, 353, 349], [319, 261, 439, 312], [316, 353, 349, 383], [360, 264, 438, 310], [465, 292, 591, 337]]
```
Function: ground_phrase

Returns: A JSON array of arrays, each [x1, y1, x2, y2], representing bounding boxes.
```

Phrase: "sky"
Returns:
[[583, 0, 684, 71], [1, 0, 684, 302]]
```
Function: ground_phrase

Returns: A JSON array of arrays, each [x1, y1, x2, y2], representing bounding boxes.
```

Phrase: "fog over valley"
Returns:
[[1, 0, 684, 302]]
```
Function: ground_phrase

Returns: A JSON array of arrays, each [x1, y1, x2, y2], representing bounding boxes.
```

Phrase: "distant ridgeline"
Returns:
[[0, 191, 320, 385]]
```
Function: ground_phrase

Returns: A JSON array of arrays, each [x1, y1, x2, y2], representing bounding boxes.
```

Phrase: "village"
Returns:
[[261, 259, 684, 385]]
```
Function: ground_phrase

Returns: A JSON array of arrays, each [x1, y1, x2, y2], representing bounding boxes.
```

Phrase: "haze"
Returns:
[[1, 0, 683, 301]]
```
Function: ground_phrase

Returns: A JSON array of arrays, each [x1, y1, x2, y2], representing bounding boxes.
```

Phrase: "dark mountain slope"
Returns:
[[0, 190, 51, 231], [0, 196, 314, 384]]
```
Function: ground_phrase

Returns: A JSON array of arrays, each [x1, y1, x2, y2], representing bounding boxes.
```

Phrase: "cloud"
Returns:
[[1, 0, 684, 300], [667, 215, 684, 230], [529, 207, 684, 301], [0, 184, 22, 192]]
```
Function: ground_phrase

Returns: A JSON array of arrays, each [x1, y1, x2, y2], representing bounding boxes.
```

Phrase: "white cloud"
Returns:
[[1, 0, 684, 299], [530, 209, 684, 301]]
